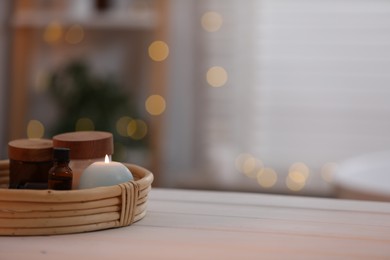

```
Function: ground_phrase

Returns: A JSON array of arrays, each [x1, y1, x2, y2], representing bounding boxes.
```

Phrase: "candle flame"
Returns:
[[104, 155, 110, 163]]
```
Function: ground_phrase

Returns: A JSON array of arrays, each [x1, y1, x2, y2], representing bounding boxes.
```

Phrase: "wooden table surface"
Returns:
[[1, 188, 390, 259]]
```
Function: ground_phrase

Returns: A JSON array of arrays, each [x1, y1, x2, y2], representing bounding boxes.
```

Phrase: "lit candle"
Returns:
[[78, 155, 133, 189]]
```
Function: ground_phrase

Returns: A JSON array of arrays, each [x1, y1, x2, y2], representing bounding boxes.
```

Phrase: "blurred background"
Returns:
[[1, 0, 390, 198]]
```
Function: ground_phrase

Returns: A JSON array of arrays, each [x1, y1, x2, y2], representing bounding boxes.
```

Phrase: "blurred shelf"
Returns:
[[12, 9, 157, 30], [8, 0, 167, 182]]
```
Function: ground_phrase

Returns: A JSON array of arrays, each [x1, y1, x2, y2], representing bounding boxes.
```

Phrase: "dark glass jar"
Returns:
[[8, 139, 53, 189]]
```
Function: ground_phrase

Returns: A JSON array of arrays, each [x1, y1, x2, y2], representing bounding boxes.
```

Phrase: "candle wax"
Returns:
[[79, 161, 133, 189]]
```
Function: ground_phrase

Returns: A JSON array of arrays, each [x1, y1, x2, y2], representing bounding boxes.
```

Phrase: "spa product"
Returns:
[[48, 148, 73, 190], [8, 139, 53, 189], [53, 131, 113, 189]]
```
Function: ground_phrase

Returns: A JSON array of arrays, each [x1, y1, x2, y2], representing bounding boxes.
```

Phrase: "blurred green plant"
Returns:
[[47, 60, 148, 160]]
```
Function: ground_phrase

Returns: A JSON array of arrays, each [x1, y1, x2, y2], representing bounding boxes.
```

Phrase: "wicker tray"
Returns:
[[0, 160, 153, 236]]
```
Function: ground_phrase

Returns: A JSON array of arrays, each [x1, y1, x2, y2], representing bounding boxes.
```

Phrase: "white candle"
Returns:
[[78, 155, 133, 189]]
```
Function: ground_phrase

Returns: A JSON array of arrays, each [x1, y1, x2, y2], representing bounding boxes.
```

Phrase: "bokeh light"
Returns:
[[127, 119, 148, 140], [116, 116, 148, 140], [289, 162, 310, 179], [286, 162, 309, 191], [206, 66, 228, 87], [133, 120, 148, 140], [65, 24, 84, 44], [235, 153, 263, 178], [75, 118, 95, 131], [321, 162, 338, 183], [148, 40, 169, 62], [201, 11, 223, 32], [127, 119, 137, 137], [288, 171, 306, 184], [145, 94, 166, 116], [257, 168, 278, 188], [286, 173, 306, 191], [43, 21, 63, 44], [116, 116, 132, 137], [27, 120, 45, 138]]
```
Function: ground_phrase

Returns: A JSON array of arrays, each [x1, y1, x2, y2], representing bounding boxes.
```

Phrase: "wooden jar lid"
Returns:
[[8, 139, 53, 162], [52, 131, 113, 159]]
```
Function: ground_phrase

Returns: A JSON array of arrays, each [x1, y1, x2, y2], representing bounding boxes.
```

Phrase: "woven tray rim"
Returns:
[[0, 160, 153, 236]]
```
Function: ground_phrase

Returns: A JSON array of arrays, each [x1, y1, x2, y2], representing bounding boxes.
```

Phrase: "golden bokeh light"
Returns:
[[43, 21, 63, 44], [235, 153, 263, 178], [145, 94, 166, 116], [27, 120, 45, 139], [206, 66, 228, 87], [127, 119, 137, 137], [129, 119, 148, 140], [65, 24, 84, 44], [286, 174, 306, 191], [201, 11, 223, 32], [75, 118, 95, 131], [286, 162, 310, 191], [289, 162, 310, 179], [116, 116, 132, 137], [243, 157, 263, 178], [148, 40, 169, 62], [257, 168, 278, 188], [288, 171, 306, 184], [127, 119, 148, 140], [235, 153, 252, 171], [321, 162, 338, 183], [117, 117, 148, 140]]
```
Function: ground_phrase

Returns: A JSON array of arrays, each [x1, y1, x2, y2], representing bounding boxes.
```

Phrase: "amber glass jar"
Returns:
[[48, 148, 73, 190], [53, 131, 113, 189], [8, 139, 53, 189]]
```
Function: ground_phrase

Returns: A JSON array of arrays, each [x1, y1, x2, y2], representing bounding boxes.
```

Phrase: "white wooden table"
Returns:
[[1, 188, 390, 259]]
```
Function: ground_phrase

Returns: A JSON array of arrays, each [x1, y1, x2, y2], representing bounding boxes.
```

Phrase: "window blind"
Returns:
[[193, 0, 390, 195]]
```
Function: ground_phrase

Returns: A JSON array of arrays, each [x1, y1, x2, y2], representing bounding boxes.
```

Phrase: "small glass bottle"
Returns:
[[48, 148, 73, 190]]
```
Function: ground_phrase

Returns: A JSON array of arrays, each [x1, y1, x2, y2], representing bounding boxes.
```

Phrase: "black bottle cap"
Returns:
[[53, 147, 70, 162]]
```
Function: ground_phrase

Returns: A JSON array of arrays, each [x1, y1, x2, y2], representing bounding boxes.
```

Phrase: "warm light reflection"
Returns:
[[242, 156, 257, 176], [117, 117, 148, 140], [128, 119, 148, 140], [43, 21, 63, 44], [288, 171, 306, 184], [286, 162, 309, 191], [27, 120, 45, 138], [257, 168, 277, 188], [116, 116, 132, 137], [145, 95, 166, 116], [235, 153, 263, 178], [321, 162, 338, 183], [65, 24, 84, 44], [207, 66, 228, 87], [244, 157, 263, 178], [148, 40, 169, 62], [127, 119, 137, 137], [289, 162, 310, 179], [286, 175, 306, 191], [75, 118, 95, 131], [201, 11, 223, 32]]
